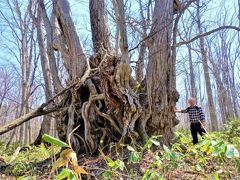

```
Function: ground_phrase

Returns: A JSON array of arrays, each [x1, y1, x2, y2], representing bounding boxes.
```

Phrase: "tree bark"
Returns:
[[39, 0, 63, 94], [230, 74, 239, 117], [136, 42, 146, 83], [52, 0, 87, 80], [187, 45, 197, 98], [220, 37, 234, 119], [146, 0, 179, 145], [135, 0, 148, 83], [89, 0, 111, 53], [112, 0, 129, 63], [209, 53, 227, 124]]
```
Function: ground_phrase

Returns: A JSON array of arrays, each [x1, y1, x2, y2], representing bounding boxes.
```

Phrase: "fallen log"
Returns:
[[0, 106, 60, 135]]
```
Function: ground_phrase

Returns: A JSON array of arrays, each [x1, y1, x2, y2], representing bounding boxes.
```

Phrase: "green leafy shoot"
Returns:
[[42, 134, 69, 148], [55, 168, 77, 180]]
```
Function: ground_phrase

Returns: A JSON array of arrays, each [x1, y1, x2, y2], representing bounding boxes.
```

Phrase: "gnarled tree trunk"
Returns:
[[46, 0, 142, 155], [0, 0, 181, 154], [145, 0, 179, 146], [46, 0, 179, 152]]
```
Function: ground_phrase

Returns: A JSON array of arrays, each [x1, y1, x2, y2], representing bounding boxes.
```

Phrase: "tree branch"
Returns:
[[176, 26, 240, 47], [0, 106, 60, 135], [0, 58, 92, 136], [128, 0, 196, 52]]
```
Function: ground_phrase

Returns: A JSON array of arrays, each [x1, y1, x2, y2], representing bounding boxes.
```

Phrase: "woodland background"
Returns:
[[0, 0, 239, 147]]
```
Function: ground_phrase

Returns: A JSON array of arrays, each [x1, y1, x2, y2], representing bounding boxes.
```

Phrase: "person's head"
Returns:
[[188, 97, 196, 107]]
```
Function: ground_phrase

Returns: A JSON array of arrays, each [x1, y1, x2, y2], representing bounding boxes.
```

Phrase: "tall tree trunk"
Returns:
[[146, 0, 179, 145], [39, 0, 63, 94], [90, 0, 111, 53], [113, 0, 129, 63], [6, 108, 19, 147], [187, 45, 197, 98], [47, 0, 142, 154], [220, 33, 234, 119], [196, 0, 218, 131], [207, 43, 227, 124], [20, 29, 31, 144], [33, 2, 53, 145], [230, 74, 239, 117], [52, 0, 87, 80], [210, 57, 227, 124], [136, 42, 146, 83], [223, 74, 234, 120], [135, 0, 148, 83]]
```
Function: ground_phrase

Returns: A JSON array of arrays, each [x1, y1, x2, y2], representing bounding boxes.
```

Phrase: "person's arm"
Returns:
[[198, 107, 206, 126], [174, 107, 188, 113]]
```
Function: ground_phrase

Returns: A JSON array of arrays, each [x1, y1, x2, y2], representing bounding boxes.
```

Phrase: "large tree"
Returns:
[[145, 0, 179, 145], [50, 0, 180, 152], [0, 0, 181, 154]]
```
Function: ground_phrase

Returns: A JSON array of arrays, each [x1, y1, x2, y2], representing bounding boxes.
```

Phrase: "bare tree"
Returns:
[[30, 0, 54, 144], [196, 0, 218, 130], [0, 67, 15, 110], [145, 0, 179, 145], [0, 0, 39, 144]]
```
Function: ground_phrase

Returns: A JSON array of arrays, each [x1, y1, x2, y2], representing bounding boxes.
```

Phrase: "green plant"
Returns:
[[101, 156, 126, 179], [102, 136, 162, 179], [127, 145, 141, 163], [2, 128, 240, 179], [161, 145, 184, 172], [196, 139, 239, 159], [127, 136, 161, 164], [17, 175, 35, 180], [142, 136, 161, 150], [55, 168, 77, 180], [142, 170, 163, 180], [224, 118, 240, 144], [41, 134, 87, 180], [173, 129, 240, 178], [102, 171, 113, 180], [42, 134, 69, 148], [106, 158, 125, 171]]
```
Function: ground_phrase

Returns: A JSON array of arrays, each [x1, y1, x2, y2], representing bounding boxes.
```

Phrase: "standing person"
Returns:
[[175, 97, 206, 144]]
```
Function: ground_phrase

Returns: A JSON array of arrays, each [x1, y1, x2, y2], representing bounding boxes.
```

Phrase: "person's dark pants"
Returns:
[[190, 122, 206, 144]]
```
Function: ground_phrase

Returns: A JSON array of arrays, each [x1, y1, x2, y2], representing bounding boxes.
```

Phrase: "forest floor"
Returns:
[[0, 119, 240, 180]]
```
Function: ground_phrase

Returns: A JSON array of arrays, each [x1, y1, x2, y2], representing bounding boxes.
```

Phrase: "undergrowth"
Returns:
[[0, 118, 239, 179], [0, 142, 60, 178]]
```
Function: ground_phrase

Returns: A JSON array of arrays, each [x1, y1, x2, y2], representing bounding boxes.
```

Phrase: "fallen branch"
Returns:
[[0, 58, 92, 136], [0, 106, 60, 135], [39, 57, 92, 109], [8, 146, 21, 164]]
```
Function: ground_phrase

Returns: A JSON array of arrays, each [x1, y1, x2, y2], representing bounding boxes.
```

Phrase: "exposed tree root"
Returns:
[[55, 48, 145, 154], [0, 48, 179, 155]]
